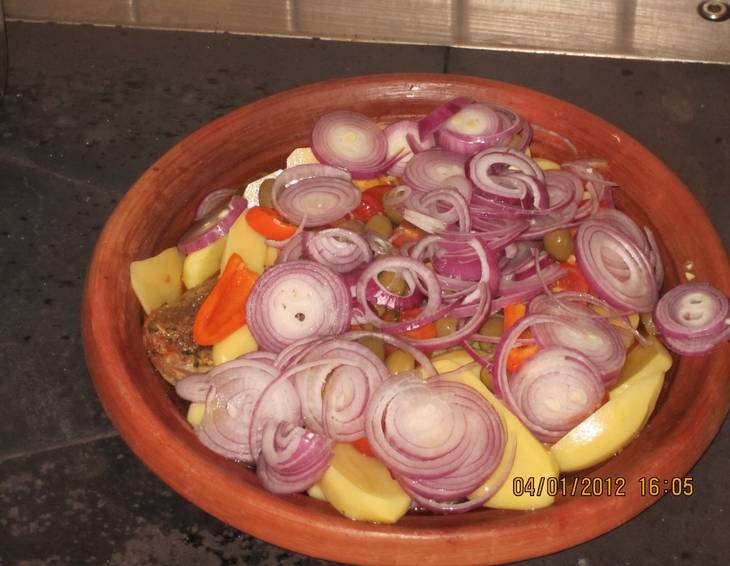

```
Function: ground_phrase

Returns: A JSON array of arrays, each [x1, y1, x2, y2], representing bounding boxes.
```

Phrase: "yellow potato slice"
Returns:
[[212, 325, 258, 366], [221, 211, 267, 274], [318, 443, 411, 524], [549, 371, 665, 473], [130, 247, 184, 314], [182, 236, 226, 289]]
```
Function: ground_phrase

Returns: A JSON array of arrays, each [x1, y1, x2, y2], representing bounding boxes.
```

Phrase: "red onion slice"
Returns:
[[342, 330, 436, 377], [432, 245, 484, 282], [494, 314, 605, 442], [653, 283, 729, 355], [355, 256, 442, 328], [494, 313, 605, 442], [468, 148, 547, 209], [592, 209, 651, 255], [393, 283, 491, 352], [275, 232, 305, 264], [417, 97, 473, 142], [194, 187, 237, 221], [500, 241, 541, 277], [256, 421, 333, 494], [175, 373, 212, 403], [445, 103, 522, 139], [273, 163, 352, 191], [312, 110, 393, 178], [413, 188, 471, 231], [273, 175, 361, 228], [403, 150, 469, 194], [195, 358, 299, 464], [365, 276, 425, 311], [365, 373, 506, 513], [177, 195, 247, 254], [468, 217, 529, 249], [305, 228, 372, 273], [410, 237, 499, 302], [511, 251, 555, 282], [510, 348, 605, 442], [384, 120, 435, 176], [246, 260, 351, 352], [291, 340, 389, 441], [644, 226, 664, 291], [402, 209, 448, 234], [496, 261, 566, 305], [662, 330, 730, 356], [575, 220, 658, 313], [532, 124, 578, 155]]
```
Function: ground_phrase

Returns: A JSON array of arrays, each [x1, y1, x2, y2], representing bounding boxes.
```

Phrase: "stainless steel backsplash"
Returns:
[[5, 0, 729, 64]]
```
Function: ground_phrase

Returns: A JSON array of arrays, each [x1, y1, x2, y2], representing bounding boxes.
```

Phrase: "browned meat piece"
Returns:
[[143, 278, 216, 384]]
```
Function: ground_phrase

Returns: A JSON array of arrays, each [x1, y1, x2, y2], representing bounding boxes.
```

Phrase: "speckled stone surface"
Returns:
[[0, 21, 728, 566]]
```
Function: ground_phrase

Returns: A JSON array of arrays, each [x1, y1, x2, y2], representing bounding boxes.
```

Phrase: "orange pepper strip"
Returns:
[[399, 307, 437, 340], [193, 253, 259, 346], [390, 222, 425, 248], [246, 206, 298, 241], [502, 303, 538, 372], [503, 303, 527, 332], [352, 437, 375, 457], [550, 262, 590, 294], [506, 344, 539, 374]]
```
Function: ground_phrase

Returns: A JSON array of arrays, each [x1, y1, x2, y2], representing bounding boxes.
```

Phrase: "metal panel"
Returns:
[[5, 0, 730, 63]]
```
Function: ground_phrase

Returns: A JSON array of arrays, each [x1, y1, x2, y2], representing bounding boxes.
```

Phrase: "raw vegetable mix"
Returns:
[[130, 97, 729, 523]]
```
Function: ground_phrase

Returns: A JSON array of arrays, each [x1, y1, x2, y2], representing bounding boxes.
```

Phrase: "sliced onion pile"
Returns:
[[653, 283, 730, 355], [494, 314, 606, 442], [529, 292, 626, 384], [179, 357, 300, 464], [291, 339, 389, 441], [365, 374, 507, 512], [165, 97, 730, 521], [256, 421, 333, 494]]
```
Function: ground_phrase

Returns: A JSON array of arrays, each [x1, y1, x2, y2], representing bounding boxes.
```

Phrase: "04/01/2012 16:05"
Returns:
[[512, 476, 695, 497]]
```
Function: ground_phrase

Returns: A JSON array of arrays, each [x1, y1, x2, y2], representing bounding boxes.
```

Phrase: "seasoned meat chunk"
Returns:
[[143, 278, 215, 384]]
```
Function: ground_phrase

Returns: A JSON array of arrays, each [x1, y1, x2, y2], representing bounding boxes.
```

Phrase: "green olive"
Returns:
[[334, 218, 366, 235], [378, 271, 407, 295], [383, 203, 403, 225], [479, 316, 504, 338], [365, 214, 394, 239], [258, 178, 275, 208], [386, 349, 415, 375], [358, 336, 386, 361], [435, 317, 458, 337], [544, 228, 574, 261], [479, 367, 494, 391]]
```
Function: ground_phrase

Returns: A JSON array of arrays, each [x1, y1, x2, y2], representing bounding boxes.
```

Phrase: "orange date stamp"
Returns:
[[512, 476, 694, 497]]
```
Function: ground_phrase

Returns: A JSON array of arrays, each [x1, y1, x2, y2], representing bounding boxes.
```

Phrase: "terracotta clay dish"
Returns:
[[82, 74, 730, 565]]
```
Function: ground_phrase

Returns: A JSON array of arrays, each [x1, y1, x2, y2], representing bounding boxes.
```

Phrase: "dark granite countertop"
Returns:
[[1, 22, 728, 566]]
